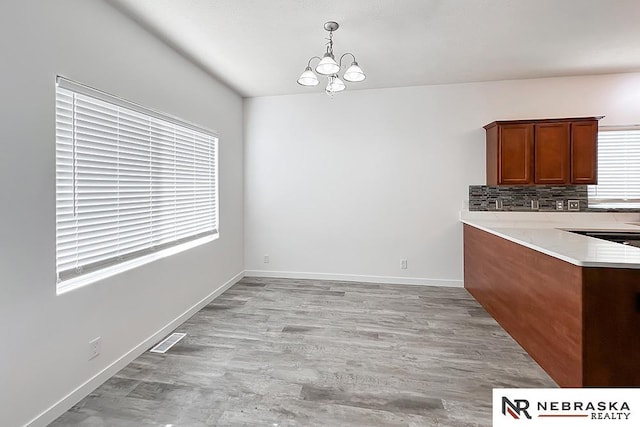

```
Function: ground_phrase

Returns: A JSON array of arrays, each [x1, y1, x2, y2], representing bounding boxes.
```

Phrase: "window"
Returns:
[[56, 77, 218, 293], [588, 127, 640, 208]]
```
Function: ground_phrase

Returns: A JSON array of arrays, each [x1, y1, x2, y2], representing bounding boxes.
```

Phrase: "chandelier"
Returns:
[[297, 21, 366, 96]]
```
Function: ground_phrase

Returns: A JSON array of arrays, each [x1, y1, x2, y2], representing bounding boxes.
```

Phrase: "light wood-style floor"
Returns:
[[52, 277, 555, 426]]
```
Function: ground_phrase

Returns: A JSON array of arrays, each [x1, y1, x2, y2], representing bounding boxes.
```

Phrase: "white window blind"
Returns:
[[588, 128, 640, 204], [55, 77, 218, 287]]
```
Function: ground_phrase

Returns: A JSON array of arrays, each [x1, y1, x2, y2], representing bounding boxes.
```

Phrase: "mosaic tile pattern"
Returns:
[[469, 185, 589, 211]]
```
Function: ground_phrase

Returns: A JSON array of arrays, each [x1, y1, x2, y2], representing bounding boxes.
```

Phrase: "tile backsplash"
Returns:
[[469, 185, 588, 211]]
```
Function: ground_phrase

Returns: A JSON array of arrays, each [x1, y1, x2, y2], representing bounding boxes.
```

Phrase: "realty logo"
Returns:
[[494, 388, 640, 426], [502, 396, 532, 420]]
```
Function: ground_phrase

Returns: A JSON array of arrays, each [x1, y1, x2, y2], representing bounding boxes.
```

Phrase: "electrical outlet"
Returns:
[[555, 200, 564, 210], [568, 200, 580, 211], [531, 200, 539, 210], [495, 199, 503, 210], [263, 254, 270, 264], [400, 259, 408, 269], [89, 337, 101, 360]]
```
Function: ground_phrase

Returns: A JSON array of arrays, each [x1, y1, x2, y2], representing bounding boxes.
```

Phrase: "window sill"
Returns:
[[589, 202, 640, 209], [586, 202, 640, 213], [56, 233, 219, 295]]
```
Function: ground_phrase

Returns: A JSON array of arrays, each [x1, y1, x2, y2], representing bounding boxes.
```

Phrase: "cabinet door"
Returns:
[[534, 123, 570, 184], [571, 120, 598, 184], [498, 124, 534, 185]]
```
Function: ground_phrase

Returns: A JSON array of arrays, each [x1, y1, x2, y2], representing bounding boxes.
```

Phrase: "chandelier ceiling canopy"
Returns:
[[297, 21, 366, 96]]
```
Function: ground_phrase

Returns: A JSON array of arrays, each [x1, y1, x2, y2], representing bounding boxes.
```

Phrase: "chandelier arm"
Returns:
[[338, 52, 357, 68], [306, 56, 322, 68]]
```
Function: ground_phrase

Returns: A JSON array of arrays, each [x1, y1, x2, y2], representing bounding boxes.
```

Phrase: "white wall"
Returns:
[[244, 72, 640, 285], [0, 1, 244, 426], [3, 1, 640, 423]]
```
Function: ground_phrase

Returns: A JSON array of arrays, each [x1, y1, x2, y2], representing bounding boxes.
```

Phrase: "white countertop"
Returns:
[[460, 210, 640, 269]]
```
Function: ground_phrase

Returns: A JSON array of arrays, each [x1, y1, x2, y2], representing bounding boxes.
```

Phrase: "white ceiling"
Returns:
[[106, 0, 640, 98]]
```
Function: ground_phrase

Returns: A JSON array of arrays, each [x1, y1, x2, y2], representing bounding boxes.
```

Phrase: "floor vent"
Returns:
[[150, 332, 186, 354]]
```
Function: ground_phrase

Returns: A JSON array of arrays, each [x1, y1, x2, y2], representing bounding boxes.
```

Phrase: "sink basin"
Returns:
[[567, 230, 640, 248]]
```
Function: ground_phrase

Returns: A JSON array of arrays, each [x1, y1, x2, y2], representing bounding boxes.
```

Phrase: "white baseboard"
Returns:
[[27, 270, 245, 427], [244, 270, 463, 288]]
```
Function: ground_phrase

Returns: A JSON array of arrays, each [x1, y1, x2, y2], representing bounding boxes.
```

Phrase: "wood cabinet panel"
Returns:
[[498, 124, 534, 185], [464, 224, 582, 386], [464, 224, 640, 387], [582, 268, 640, 385], [534, 123, 570, 184], [571, 120, 598, 184], [485, 125, 498, 186]]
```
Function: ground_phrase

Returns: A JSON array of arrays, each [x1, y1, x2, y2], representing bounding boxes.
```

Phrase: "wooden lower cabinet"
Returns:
[[464, 224, 640, 387]]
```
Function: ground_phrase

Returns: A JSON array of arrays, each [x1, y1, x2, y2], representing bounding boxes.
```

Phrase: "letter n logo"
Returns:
[[502, 396, 532, 419]]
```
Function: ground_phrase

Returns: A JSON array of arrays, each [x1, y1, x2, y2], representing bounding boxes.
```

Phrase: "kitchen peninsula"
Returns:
[[461, 211, 640, 387]]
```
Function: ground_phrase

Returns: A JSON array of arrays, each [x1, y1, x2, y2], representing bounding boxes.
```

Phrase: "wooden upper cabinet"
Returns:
[[534, 123, 570, 184], [498, 124, 534, 185], [571, 120, 598, 184], [484, 117, 602, 186]]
